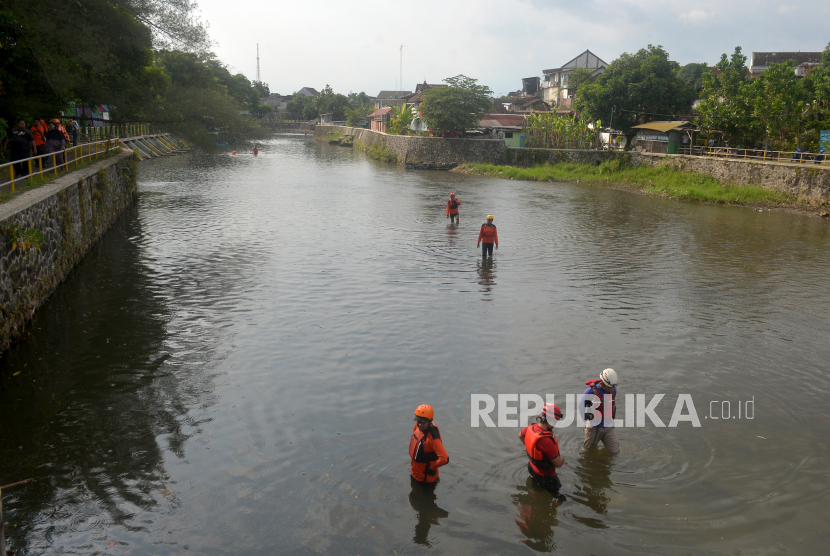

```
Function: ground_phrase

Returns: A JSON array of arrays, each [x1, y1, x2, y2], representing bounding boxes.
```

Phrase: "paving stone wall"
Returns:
[[0, 151, 138, 352]]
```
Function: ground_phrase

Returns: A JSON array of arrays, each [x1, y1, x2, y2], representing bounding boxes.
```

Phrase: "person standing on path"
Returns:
[[477, 215, 498, 258], [31, 119, 47, 156], [409, 404, 449, 485], [4, 118, 36, 178], [519, 403, 565, 493], [446, 192, 461, 224], [580, 368, 620, 454]]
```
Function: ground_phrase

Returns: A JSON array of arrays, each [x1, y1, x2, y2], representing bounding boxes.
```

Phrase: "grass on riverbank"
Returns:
[[354, 140, 397, 163], [461, 161, 800, 206], [0, 149, 123, 204]]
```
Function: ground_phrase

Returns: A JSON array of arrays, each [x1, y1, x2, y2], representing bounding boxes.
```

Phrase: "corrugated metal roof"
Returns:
[[631, 121, 694, 132]]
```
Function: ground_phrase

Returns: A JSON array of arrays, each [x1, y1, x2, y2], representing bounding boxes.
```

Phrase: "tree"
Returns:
[[345, 105, 370, 127], [804, 42, 830, 149], [419, 75, 493, 133], [566, 68, 596, 98], [697, 48, 754, 146], [749, 62, 806, 149], [576, 45, 696, 148], [348, 91, 372, 106], [252, 104, 272, 119], [252, 81, 270, 98], [386, 105, 414, 135], [678, 63, 709, 93]]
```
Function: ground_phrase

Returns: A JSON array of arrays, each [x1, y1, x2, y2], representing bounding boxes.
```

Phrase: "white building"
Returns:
[[541, 50, 608, 109]]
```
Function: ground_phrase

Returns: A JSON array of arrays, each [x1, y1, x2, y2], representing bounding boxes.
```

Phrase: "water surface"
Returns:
[[2, 135, 829, 555]]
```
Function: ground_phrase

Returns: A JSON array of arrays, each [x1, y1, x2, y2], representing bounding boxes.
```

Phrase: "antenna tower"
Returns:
[[256, 43, 260, 82]]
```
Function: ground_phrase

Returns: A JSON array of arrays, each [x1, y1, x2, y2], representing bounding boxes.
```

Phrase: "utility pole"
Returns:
[[400, 45, 404, 98], [256, 43, 260, 83]]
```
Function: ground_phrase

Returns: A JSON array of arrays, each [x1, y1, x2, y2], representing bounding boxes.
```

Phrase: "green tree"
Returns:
[[697, 48, 754, 145], [566, 68, 596, 98], [348, 91, 372, 106], [678, 62, 709, 93], [345, 105, 370, 127], [253, 81, 270, 98], [577, 45, 696, 148], [419, 75, 493, 133], [386, 105, 414, 135], [804, 42, 830, 148], [749, 61, 807, 149]]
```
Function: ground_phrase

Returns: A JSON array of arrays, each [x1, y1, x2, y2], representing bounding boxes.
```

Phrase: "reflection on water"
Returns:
[[476, 258, 497, 299], [409, 477, 450, 547], [570, 451, 614, 528], [2, 135, 830, 554], [512, 477, 565, 552]]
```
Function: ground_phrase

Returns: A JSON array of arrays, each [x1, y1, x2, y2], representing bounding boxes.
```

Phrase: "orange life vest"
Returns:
[[409, 424, 445, 483], [447, 198, 460, 214], [524, 423, 558, 476], [479, 223, 497, 243]]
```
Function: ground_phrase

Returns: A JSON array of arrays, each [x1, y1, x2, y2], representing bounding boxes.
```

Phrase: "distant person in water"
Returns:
[[446, 192, 461, 224], [253, 146, 259, 156], [477, 215, 498, 258]]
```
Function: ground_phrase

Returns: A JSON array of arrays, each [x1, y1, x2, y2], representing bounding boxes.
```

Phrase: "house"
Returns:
[[368, 107, 394, 132], [517, 98, 551, 112], [297, 87, 318, 97], [480, 114, 529, 148], [541, 49, 608, 108], [319, 113, 333, 125], [632, 121, 695, 154], [258, 94, 293, 123], [749, 52, 823, 76], [373, 90, 412, 110], [522, 77, 540, 96]]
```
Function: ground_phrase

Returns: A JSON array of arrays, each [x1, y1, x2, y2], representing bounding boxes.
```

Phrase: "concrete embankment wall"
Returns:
[[317, 126, 830, 202], [0, 151, 138, 352]]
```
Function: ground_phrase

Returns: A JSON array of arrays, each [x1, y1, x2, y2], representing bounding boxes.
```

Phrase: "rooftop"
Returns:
[[750, 52, 823, 68], [375, 90, 412, 99]]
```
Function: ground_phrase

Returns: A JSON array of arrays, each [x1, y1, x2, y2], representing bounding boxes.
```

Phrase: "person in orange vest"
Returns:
[[31, 118, 47, 156], [409, 404, 449, 485], [477, 215, 498, 258], [519, 403, 565, 492], [445, 192, 461, 223], [253, 146, 259, 156], [580, 368, 619, 454]]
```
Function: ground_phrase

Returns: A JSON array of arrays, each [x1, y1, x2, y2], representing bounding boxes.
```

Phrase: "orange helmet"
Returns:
[[414, 404, 434, 421]]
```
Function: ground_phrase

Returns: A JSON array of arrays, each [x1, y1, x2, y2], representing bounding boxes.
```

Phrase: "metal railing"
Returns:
[[1, 138, 121, 193], [81, 124, 150, 140], [678, 145, 829, 165]]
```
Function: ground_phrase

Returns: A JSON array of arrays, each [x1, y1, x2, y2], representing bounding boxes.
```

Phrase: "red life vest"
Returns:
[[524, 423, 559, 476], [447, 198, 459, 214], [585, 379, 616, 422]]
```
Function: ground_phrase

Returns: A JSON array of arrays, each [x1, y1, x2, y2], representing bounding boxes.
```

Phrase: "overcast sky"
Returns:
[[195, 0, 829, 97]]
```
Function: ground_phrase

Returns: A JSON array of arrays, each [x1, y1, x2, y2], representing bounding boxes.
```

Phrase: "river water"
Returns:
[[2, 135, 830, 555]]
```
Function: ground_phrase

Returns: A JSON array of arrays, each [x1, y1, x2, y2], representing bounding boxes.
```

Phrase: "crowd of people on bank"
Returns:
[[3, 117, 80, 179]]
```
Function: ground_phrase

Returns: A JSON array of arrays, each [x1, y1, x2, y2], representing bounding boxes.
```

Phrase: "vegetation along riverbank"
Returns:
[[458, 161, 830, 214]]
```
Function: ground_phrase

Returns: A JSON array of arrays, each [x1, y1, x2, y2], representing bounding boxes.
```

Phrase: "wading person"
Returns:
[[409, 404, 449, 486], [4, 118, 36, 178], [581, 368, 619, 454], [477, 215, 498, 258], [519, 403, 564, 493], [446, 192, 461, 223]]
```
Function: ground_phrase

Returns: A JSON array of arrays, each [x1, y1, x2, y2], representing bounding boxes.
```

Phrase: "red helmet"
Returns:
[[541, 403, 562, 422], [449, 192, 455, 196]]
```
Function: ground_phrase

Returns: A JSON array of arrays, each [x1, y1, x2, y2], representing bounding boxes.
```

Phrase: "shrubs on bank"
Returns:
[[461, 161, 799, 206]]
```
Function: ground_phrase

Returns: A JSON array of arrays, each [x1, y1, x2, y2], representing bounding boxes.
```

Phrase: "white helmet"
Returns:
[[599, 368, 618, 388]]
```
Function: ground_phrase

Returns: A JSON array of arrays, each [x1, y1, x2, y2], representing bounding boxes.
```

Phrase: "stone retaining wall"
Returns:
[[0, 151, 139, 352], [316, 127, 830, 202]]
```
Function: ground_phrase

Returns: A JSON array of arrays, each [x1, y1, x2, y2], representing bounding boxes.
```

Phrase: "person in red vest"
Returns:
[[409, 404, 449, 485], [477, 215, 498, 258], [445, 192, 461, 223], [580, 368, 619, 454], [31, 118, 47, 156], [519, 403, 565, 492]]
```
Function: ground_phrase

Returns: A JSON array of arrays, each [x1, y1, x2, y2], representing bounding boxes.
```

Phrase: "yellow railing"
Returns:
[[81, 124, 151, 140], [678, 146, 829, 165], [1, 138, 121, 193]]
